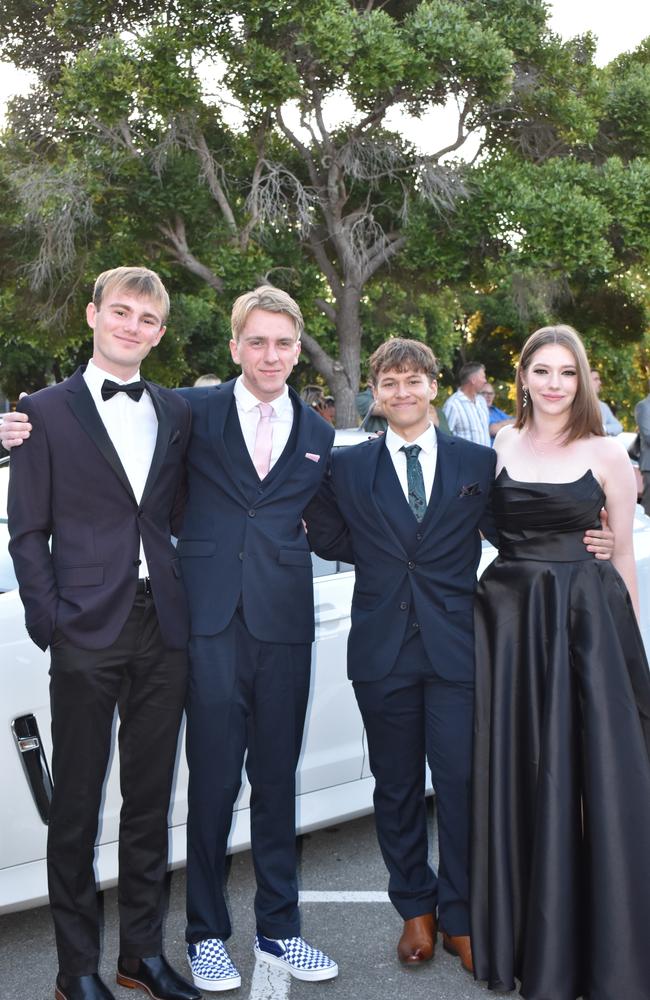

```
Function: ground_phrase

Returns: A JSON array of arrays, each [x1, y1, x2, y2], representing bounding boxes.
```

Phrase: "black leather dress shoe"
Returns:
[[116, 955, 201, 1000], [55, 972, 115, 1000]]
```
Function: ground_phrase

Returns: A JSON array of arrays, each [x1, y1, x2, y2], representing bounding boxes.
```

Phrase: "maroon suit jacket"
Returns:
[[8, 367, 191, 650]]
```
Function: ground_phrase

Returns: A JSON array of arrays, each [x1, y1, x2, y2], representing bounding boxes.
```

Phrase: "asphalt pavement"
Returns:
[[0, 807, 498, 1000]]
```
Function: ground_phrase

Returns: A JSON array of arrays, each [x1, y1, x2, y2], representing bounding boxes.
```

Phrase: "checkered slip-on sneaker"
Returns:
[[254, 933, 339, 981], [187, 938, 241, 991]]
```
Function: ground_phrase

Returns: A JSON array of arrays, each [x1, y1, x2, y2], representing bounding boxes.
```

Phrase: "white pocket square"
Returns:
[[305, 452, 320, 462]]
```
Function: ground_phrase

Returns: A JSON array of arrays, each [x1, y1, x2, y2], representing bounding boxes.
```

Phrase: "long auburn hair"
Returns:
[[514, 325, 604, 443]]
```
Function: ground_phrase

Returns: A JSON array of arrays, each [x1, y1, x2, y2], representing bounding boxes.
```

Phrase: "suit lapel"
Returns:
[[354, 437, 408, 556], [206, 381, 251, 505], [419, 431, 461, 537], [140, 381, 172, 505], [65, 368, 136, 501]]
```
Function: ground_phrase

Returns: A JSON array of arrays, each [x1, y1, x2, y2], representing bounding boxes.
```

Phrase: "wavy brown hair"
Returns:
[[368, 338, 438, 384], [514, 325, 604, 443]]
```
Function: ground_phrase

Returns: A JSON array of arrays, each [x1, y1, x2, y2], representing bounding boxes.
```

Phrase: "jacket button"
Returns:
[[133, 559, 141, 567], [412, 621, 420, 629], [408, 560, 416, 570], [248, 509, 256, 517], [238, 552, 244, 561], [416, 533, 423, 541], [400, 602, 408, 611]]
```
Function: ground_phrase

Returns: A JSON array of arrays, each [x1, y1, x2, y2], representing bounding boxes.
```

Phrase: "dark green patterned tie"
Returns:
[[401, 444, 427, 522]]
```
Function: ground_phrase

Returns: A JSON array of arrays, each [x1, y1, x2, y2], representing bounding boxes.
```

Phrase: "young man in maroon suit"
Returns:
[[7, 267, 199, 1000]]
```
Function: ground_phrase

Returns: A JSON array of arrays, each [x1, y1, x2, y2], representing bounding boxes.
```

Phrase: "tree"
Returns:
[[1, 2, 649, 422]]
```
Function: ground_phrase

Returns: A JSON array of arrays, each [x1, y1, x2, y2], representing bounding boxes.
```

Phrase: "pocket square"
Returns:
[[305, 452, 320, 462], [459, 482, 481, 497]]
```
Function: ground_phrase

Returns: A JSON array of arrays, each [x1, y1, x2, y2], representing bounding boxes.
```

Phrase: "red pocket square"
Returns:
[[305, 452, 320, 462]]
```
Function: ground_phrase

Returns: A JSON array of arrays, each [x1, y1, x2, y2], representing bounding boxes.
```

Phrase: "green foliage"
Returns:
[[0, 0, 649, 414]]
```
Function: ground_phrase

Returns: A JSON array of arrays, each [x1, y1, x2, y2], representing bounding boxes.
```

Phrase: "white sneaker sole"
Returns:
[[187, 959, 241, 992], [254, 948, 339, 982]]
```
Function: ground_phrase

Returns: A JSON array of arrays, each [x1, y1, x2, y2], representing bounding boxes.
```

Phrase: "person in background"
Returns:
[[300, 384, 328, 418], [479, 383, 514, 441], [355, 384, 374, 420], [635, 379, 650, 515], [322, 395, 336, 425], [443, 363, 491, 446], [590, 369, 622, 436], [193, 373, 221, 387]]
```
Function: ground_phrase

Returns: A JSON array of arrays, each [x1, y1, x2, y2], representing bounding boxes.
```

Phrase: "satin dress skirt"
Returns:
[[471, 472, 650, 1000]]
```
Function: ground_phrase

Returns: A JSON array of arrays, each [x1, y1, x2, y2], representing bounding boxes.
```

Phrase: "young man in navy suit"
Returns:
[[7, 268, 199, 1000], [304, 338, 613, 976], [175, 287, 338, 991]]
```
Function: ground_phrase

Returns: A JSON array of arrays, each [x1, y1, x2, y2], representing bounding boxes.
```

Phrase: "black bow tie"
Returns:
[[101, 378, 146, 402]]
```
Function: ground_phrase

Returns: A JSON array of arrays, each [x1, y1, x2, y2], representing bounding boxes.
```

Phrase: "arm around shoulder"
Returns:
[[7, 395, 59, 648], [303, 463, 355, 564], [598, 437, 640, 616]]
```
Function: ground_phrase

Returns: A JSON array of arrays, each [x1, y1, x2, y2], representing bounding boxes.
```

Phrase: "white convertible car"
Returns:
[[2, 441, 650, 915]]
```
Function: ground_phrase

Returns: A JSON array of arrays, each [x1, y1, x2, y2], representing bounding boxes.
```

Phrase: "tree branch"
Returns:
[[159, 215, 225, 292], [308, 229, 343, 299], [181, 126, 239, 237], [361, 233, 407, 282], [314, 296, 337, 324], [300, 328, 336, 381], [275, 106, 321, 189]]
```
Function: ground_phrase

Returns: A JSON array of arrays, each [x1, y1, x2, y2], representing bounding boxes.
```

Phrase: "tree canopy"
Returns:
[[1, 1, 649, 424]]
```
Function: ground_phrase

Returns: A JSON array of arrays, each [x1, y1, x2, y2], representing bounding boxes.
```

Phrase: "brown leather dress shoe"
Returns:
[[397, 913, 437, 964], [442, 932, 473, 974]]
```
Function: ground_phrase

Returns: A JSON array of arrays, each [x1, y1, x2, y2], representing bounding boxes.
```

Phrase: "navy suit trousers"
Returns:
[[353, 631, 474, 935], [185, 611, 311, 943]]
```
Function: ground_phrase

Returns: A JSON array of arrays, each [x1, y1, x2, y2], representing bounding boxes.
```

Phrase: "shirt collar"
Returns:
[[386, 422, 437, 456], [234, 375, 291, 416], [86, 358, 142, 390]]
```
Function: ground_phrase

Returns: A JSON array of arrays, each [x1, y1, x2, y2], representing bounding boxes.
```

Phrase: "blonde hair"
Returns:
[[93, 266, 170, 323], [514, 324, 603, 442], [230, 285, 304, 342]]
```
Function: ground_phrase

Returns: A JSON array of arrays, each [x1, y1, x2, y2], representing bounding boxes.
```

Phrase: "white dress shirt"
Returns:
[[443, 389, 491, 446], [385, 423, 438, 505], [84, 358, 158, 577], [233, 376, 294, 470]]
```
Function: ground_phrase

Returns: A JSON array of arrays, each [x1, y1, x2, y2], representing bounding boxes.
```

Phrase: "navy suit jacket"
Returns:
[[176, 378, 334, 644], [8, 367, 191, 651], [304, 431, 497, 683]]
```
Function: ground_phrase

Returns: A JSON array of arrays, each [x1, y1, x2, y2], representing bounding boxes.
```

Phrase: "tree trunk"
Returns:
[[332, 287, 362, 427], [327, 371, 359, 429]]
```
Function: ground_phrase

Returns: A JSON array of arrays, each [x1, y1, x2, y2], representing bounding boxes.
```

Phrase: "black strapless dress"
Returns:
[[471, 470, 650, 1000]]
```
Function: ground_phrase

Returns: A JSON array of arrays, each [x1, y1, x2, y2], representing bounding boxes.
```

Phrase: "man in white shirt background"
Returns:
[[443, 362, 491, 447], [590, 369, 623, 436]]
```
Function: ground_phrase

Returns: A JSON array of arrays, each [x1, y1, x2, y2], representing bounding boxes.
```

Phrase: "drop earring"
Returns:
[[522, 386, 529, 408]]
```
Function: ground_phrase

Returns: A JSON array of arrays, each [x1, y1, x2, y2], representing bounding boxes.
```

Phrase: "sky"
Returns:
[[1, 1, 649, 133]]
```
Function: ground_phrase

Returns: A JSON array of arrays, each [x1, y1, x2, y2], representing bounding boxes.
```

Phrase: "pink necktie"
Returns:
[[253, 401, 274, 479]]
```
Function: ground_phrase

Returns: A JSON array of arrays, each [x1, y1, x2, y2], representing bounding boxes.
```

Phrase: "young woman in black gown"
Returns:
[[471, 325, 650, 1000]]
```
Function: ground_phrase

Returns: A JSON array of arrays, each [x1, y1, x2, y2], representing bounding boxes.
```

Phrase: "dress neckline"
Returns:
[[497, 467, 602, 491]]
